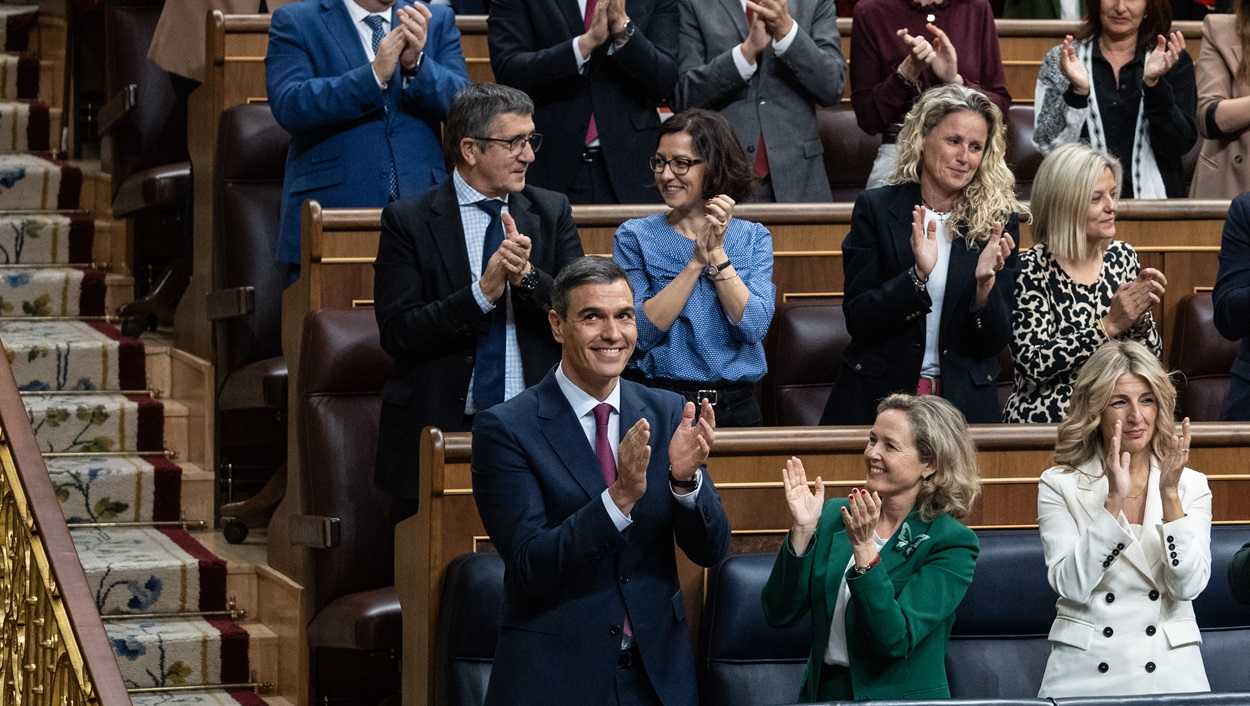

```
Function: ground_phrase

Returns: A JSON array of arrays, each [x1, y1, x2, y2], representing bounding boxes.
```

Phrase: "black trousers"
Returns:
[[566, 147, 620, 205]]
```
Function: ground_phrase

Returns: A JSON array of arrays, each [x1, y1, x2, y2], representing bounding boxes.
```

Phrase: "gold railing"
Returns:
[[0, 349, 129, 704]]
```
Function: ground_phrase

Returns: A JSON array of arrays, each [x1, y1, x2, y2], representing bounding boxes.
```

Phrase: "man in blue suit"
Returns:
[[266, 0, 470, 272], [471, 256, 731, 705], [1214, 192, 1250, 420]]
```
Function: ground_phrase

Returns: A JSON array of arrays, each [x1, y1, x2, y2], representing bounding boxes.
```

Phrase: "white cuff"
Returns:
[[732, 44, 758, 81], [671, 469, 703, 508], [572, 36, 590, 74], [373, 67, 388, 90], [472, 280, 497, 314], [602, 488, 633, 531], [772, 21, 799, 56]]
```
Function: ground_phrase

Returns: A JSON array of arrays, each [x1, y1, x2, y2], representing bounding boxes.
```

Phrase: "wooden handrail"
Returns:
[[0, 345, 129, 702]]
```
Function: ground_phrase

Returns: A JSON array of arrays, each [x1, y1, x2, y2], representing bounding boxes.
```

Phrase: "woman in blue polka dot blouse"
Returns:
[[612, 109, 776, 426]]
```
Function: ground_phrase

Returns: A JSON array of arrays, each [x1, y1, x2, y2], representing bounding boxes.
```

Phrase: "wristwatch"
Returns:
[[850, 553, 880, 576], [669, 464, 701, 490], [614, 19, 636, 44], [518, 267, 539, 292], [704, 259, 732, 279]]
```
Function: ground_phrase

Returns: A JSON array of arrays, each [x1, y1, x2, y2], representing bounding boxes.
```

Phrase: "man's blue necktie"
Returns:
[[473, 199, 508, 411], [363, 14, 400, 202]]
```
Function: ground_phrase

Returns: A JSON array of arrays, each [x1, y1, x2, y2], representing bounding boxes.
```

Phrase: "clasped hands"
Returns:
[[782, 457, 882, 565], [480, 212, 534, 303], [740, 0, 796, 64], [608, 399, 716, 517], [897, 22, 960, 85], [372, 5, 432, 84], [1103, 268, 1166, 337], [580, 0, 633, 56], [688, 195, 735, 269]]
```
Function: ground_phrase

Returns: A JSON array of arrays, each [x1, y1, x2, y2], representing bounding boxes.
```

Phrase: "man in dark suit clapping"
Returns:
[[373, 83, 583, 519]]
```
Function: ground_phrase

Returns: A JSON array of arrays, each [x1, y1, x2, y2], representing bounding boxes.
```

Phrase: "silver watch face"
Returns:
[[704, 264, 718, 278]]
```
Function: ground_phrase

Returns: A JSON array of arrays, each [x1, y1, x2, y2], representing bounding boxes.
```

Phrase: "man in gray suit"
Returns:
[[674, 0, 845, 203]]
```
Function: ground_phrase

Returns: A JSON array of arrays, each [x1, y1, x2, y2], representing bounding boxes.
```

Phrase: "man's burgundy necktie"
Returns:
[[593, 402, 632, 637]]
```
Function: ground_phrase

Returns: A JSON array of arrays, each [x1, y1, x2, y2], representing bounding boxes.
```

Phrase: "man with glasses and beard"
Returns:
[[372, 83, 583, 520]]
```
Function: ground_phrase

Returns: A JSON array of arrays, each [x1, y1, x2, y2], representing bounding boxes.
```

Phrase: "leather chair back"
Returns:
[[215, 104, 290, 378], [1005, 105, 1043, 200], [761, 298, 848, 426], [103, 0, 189, 194], [1169, 293, 1237, 422], [436, 553, 505, 706], [1193, 525, 1250, 691], [700, 552, 810, 706], [299, 308, 397, 614], [818, 106, 882, 201], [947, 529, 1056, 698]]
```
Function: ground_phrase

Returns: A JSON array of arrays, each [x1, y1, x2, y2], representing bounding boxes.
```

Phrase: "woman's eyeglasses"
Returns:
[[649, 155, 704, 175]]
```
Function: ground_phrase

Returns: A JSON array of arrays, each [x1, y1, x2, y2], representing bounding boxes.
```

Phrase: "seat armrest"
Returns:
[[289, 514, 341, 549], [262, 369, 288, 411], [206, 286, 255, 321], [98, 84, 137, 136]]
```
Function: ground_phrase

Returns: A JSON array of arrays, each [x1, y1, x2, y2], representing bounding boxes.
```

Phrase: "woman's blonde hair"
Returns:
[[1055, 340, 1178, 469], [1031, 144, 1122, 262], [876, 394, 981, 521], [889, 84, 1027, 244]]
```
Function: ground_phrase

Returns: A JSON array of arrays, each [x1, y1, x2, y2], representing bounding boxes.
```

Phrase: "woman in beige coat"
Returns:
[[1190, 0, 1250, 198]]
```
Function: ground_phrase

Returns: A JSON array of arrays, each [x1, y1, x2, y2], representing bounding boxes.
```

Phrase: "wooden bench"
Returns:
[[298, 199, 1231, 363], [395, 422, 1250, 705]]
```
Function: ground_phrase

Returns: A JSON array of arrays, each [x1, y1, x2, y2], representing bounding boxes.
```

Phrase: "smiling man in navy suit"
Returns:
[[266, 0, 471, 273], [471, 256, 731, 706]]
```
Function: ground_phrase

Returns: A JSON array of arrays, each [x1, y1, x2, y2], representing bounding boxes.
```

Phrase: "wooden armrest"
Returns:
[[206, 286, 255, 321], [97, 84, 137, 136], [289, 515, 341, 549]]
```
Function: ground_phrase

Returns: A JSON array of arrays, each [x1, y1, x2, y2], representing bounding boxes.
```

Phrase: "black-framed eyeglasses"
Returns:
[[472, 132, 543, 155], [649, 155, 704, 175]]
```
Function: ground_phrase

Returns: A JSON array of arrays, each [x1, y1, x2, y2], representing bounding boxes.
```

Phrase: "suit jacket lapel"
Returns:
[[536, 372, 605, 499], [718, 0, 748, 40], [321, 0, 369, 69], [881, 512, 933, 576], [940, 235, 978, 329], [557, 0, 586, 38], [887, 183, 923, 270], [429, 182, 472, 291], [824, 525, 853, 614]]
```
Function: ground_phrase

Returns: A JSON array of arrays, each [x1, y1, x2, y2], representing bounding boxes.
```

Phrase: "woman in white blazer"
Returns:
[[1037, 340, 1212, 698]]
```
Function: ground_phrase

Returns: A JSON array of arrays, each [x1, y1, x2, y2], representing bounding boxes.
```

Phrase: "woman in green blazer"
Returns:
[[763, 393, 982, 702]]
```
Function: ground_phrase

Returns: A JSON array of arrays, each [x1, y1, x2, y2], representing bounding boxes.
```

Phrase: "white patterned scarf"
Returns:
[[1078, 40, 1167, 199]]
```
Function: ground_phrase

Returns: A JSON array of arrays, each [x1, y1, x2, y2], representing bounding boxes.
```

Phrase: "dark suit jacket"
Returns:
[[471, 372, 731, 706], [821, 183, 1019, 425], [487, 0, 677, 203], [1213, 192, 1250, 421], [1231, 541, 1250, 605], [372, 180, 584, 501], [266, 0, 470, 267]]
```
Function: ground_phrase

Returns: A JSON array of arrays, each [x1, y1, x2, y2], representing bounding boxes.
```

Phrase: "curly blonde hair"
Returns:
[[1055, 340, 1178, 470], [889, 84, 1028, 245], [876, 394, 981, 521]]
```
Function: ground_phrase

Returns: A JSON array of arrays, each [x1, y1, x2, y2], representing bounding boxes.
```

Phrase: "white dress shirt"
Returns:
[[454, 169, 523, 414], [554, 364, 702, 532], [920, 209, 954, 378]]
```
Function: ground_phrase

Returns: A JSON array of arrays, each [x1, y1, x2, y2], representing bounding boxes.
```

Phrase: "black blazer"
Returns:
[[372, 180, 584, 501], [487, 0, 677, 203], [821, 183, 1019, 425], [1213, 192, 1250, 421], [472, 371, 730, 706]]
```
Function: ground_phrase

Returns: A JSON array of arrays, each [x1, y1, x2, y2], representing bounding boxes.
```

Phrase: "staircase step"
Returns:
[[1, 319, 145, 391], [0, 152, 80, 209], [73, 527, 226, 615], [105, 617, 260, 689], [0, 265, 105, 315], [0, 100, 57, 151], [24, 392, 163, 453], [0, 211, 94, 265], [48, 454, 183, 523], [133, 691, 271, 706]]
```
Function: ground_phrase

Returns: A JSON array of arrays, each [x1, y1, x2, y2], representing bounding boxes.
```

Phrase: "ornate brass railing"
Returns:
[[0, 349, 129, 705]]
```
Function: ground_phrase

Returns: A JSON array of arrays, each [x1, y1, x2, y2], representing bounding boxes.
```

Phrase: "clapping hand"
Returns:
[[1103, 420, 1134, 514], [1059, 35, 1090, 95], [897, 23, 961, 84], [669, 399, 716, 481], [746, 0, 795, 41], [608, 418, 652, 516], [1104, 268, 1166, 337], [911, 206, 939, 282], [371, 25, 407, 84], [1158, 417, 1191, 495], [740, 10, 771, 64], [397, 4, 431, 70], [607, 0, 631, 40], [782, 457, 824, 555], [974, 223, 1014, 308], [1144, 31, 1185, 87], [499, 212, 533, 287], [842, 487, 883, 568], [699, 194, 735, 262]]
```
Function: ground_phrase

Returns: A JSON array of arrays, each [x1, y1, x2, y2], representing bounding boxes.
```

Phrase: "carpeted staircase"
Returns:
[[0, 4, 279, 702]]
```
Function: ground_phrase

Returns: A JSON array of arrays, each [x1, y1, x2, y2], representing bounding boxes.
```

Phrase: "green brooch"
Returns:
[[895, 522, 931, 558]]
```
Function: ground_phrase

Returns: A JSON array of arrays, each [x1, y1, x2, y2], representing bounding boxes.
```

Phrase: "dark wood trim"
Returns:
[[0, 342, 129, 702]]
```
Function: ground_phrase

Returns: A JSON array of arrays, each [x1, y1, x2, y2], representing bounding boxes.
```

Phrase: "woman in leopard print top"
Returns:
[[1003, 144, 1162, 423]]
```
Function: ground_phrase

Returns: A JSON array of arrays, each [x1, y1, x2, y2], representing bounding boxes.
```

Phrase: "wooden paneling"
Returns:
[[394, 423, 1250, 705]]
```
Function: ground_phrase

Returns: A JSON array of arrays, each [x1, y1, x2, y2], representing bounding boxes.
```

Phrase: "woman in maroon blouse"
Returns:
[[850, 0, 1011, 187]]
